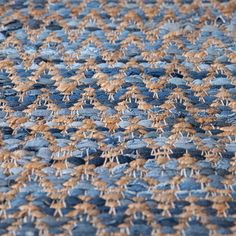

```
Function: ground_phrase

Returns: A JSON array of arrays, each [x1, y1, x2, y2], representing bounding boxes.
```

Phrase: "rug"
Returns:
[[0, 0, 236, 235]]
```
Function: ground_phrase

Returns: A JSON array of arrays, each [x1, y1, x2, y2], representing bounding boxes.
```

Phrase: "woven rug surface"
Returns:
[[0, 0, 236, 235]]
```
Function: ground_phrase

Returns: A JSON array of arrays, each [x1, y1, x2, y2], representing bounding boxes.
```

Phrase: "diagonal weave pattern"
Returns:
[[0, 0, 236, 235]]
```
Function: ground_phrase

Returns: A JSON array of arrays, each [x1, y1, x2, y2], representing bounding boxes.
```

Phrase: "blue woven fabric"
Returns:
[[0, 0, 236, 235]]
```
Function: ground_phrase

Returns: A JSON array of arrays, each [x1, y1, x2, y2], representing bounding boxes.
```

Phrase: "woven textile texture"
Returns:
[[0, 0, 236, 235]]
